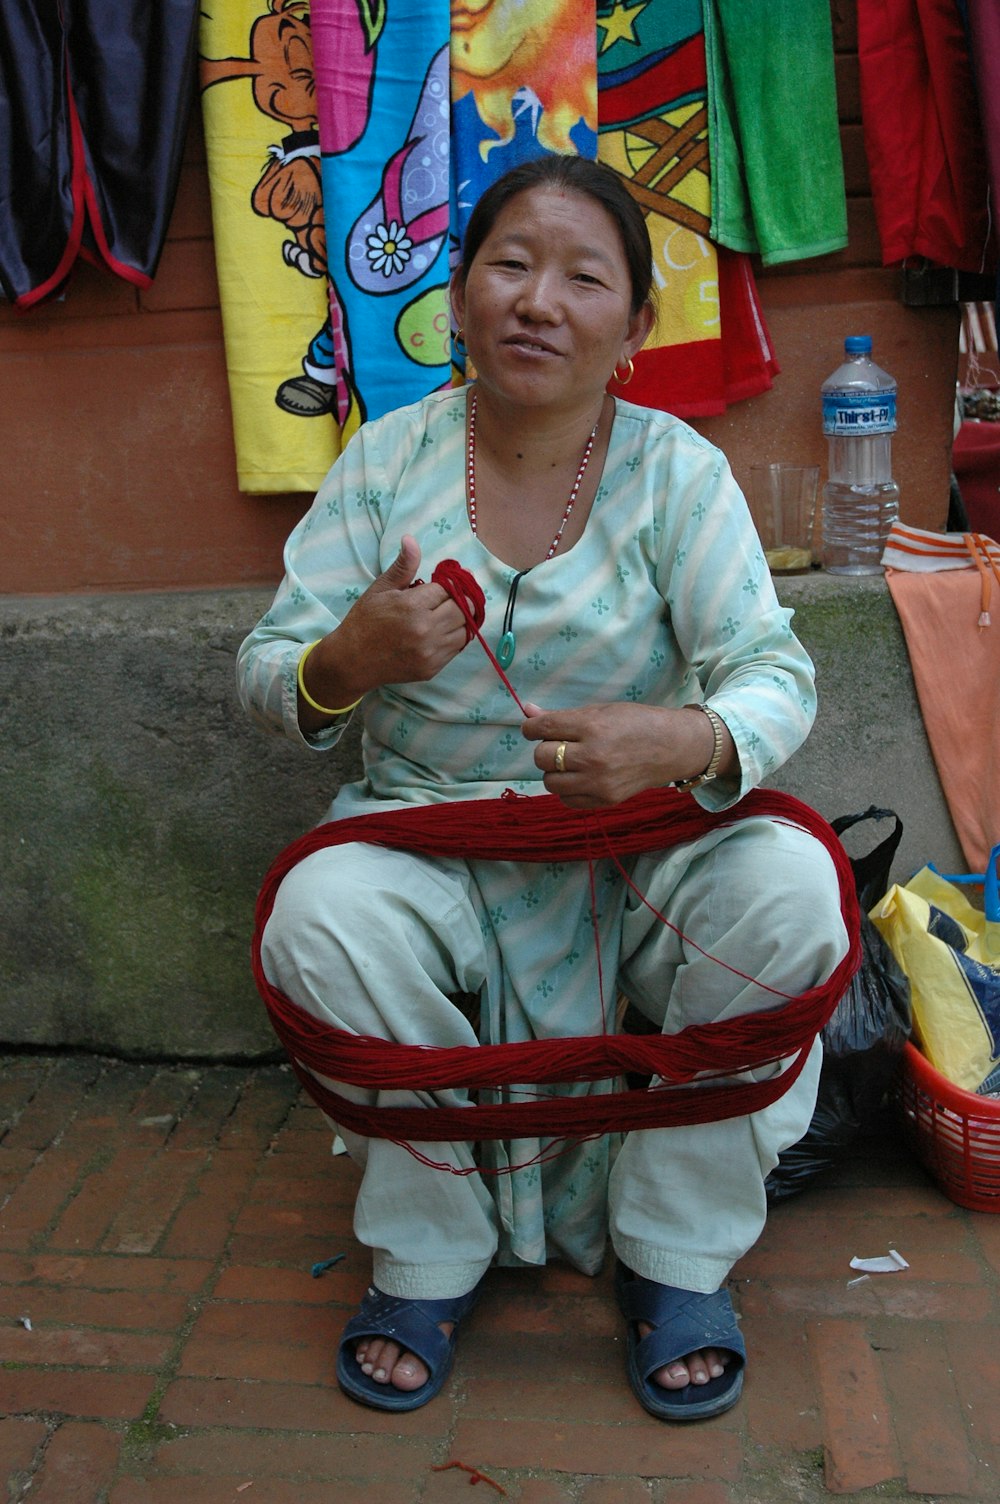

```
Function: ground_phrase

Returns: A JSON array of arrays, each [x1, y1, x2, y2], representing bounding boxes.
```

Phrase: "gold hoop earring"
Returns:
[[614, 357, 635, 386], [454, 326, 466, 348]]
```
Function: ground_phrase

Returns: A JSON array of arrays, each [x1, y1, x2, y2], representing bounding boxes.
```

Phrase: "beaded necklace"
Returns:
[[466, 389, 599, 668]]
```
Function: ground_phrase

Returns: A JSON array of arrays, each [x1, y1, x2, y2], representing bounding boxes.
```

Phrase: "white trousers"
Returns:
[[261, 815, 848, 1298]]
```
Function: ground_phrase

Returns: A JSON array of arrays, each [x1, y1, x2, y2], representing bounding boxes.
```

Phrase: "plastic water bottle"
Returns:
[[821, 336, 900, 574]]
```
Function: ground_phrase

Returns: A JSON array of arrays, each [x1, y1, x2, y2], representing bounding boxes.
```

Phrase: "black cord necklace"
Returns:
[[497, 568, 529, 669]]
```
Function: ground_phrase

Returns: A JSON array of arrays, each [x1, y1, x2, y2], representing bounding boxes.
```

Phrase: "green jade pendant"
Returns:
[[497, 569, 529, 669], [497, 631, 517, 669]]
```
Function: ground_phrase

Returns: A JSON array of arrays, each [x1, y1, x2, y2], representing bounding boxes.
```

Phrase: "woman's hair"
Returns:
[[456, 155, 655, 317]]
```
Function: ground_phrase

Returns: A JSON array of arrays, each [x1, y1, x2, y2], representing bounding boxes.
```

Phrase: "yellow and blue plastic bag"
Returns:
[[871, 847, 1000, 1093]]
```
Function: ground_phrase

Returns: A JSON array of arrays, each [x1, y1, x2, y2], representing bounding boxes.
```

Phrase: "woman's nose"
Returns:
[[515, 273, 559, 322]]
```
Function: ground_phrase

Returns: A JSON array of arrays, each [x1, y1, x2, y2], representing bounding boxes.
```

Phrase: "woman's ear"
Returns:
[[624, 300, 656, 360], [449, 266, 466, 332]]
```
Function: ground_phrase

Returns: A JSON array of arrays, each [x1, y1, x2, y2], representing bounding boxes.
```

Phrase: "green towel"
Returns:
[[705, 0, 847, 265]]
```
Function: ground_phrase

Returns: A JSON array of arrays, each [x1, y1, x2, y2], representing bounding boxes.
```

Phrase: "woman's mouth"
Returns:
[[504, 335, 558, 356]]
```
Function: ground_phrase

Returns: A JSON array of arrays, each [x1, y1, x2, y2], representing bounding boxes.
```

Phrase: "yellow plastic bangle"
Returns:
[[297, 640, 362, 717]]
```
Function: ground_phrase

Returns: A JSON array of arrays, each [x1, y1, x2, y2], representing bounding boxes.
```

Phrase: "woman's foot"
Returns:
[[615, 1265, 746, 1421], [336, 1285, 481, 1412], [354, 1323, 454, 1392]]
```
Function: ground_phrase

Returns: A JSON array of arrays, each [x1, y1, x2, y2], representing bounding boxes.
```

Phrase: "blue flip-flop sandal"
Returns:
[[336, 1282, 480, 1412], [614, 1263, 746, 1421]]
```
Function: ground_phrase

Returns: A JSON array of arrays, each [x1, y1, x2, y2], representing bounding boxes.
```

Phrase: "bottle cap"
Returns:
[[844, 335, 872, 354]]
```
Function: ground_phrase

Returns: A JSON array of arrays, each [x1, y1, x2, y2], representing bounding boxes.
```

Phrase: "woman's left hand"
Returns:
[[521, 702, 734, 809]]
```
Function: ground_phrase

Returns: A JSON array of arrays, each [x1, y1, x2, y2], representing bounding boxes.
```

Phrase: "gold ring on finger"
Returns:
[[554, 742, 567, 774]]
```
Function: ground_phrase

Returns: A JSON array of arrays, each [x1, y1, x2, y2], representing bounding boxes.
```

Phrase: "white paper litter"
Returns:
[[849, 1249, 909, 1274]]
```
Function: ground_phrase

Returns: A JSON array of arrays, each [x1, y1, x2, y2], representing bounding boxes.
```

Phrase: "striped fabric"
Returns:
[[883, 522, 1000, 572]]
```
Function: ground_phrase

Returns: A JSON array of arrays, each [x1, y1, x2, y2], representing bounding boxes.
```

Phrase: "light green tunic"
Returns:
[[238, 387, 818, 1274]]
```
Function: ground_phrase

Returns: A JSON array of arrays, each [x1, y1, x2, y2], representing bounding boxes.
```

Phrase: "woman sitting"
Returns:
[[238, 155, 850, 1422]]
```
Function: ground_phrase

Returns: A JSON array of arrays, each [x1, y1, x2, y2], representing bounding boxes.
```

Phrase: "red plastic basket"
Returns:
[[895, 1041, 1000, 1212]]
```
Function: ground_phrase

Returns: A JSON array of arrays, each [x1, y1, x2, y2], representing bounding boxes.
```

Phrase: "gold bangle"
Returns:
[[673, 704, 726, 791], [297, 640, 362, 717]]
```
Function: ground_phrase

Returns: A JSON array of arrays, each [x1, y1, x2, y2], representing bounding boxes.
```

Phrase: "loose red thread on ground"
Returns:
[[432, 1459, 508, 1494]]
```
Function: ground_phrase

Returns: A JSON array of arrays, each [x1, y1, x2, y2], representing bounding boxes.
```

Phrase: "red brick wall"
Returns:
[[0, 1, 959, 595]]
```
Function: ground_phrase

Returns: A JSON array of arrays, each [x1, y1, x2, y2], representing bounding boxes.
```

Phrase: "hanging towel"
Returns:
[[0, 0, 199, 307], [964, 0, 1000, 279], [597, 0, 777, 416], [199, 1, 339, 494], [857, 0, 994, 275], [883, 523, 1000, 874], [450, 0, 597, 299], [705, 0, 847, 266], [313, 0, 452, 428]]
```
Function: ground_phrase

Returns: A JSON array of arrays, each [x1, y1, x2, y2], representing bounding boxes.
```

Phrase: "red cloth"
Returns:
[[966, 0, 1000, 265], [857, 0, 995, 274], [954, 421, 1000, 536], [609, 248, 779, 419]]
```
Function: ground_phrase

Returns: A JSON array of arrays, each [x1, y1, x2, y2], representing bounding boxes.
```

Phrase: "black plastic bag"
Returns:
[[765, 807, 912, 1202]]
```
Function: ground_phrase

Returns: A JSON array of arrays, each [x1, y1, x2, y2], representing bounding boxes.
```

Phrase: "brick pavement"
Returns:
[[2, 1052, 998, 1502]]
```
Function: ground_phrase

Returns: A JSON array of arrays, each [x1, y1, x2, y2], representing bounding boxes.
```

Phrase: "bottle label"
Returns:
[[822, 390, 896, 435]]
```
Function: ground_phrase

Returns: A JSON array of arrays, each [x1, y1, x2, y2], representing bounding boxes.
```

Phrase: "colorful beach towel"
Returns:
[[450, 0, 598, 378], [705, 0, 847, 266], [312, 0, 452, 427], [201, 3, 793, 488], [597, 0, 777, 416], [883, 524, 1000, 875], [199, 2, 340, 493]]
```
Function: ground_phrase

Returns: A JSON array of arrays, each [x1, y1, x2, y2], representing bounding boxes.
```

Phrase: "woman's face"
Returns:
[[452, 185, 653, 417]]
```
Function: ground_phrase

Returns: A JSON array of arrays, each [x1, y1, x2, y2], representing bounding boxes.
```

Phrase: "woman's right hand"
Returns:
[[297, 535, 470, 729]]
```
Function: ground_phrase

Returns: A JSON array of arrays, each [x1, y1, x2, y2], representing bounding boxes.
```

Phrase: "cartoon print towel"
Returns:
[[597, 0, 777, 416], [199, 1, 340, 494], [705, 0, 847, 266], [311, 0, 452, 428], [449, 0, 598, 378]]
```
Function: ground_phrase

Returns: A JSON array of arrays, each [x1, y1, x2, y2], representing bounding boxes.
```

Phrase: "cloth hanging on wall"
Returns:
[[199, 2, 839, 489], [704, 0, 847, 266], [450, 0, 598, 379], [857, 0, 994, 275], [198, 1, 341, 493], [0, 0, 199, 308], [313, 0, 452, 430], [964, 0, 1000, 284], [883, 524, 1000, 875], [597, 0, 777, 417]]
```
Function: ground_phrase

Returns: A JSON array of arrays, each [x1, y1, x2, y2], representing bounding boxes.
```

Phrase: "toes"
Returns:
[[682, 1348, 727, 1386], [388, 1352, 430, 1391], [658, 1359, 694, 1391], [351, 1319, 454, 1392], [356, 1336, 397, 1379], [352, 1336, 431, 1389], [650, 1347, 730, 1390]]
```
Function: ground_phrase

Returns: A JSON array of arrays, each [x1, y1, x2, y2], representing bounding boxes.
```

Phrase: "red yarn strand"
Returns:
[[253, 787, 861, 1143]]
